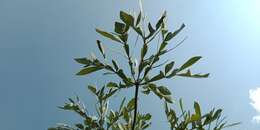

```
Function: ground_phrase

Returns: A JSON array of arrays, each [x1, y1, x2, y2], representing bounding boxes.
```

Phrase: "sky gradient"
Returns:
[[0, 0, 260, 129]]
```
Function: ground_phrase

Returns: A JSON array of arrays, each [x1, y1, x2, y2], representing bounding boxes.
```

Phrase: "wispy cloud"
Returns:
[[249, 87, 260, 123]]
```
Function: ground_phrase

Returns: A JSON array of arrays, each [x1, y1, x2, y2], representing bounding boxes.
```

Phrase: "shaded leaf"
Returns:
[[158, 86, 171, 95], [165, 61, 174, 74], [97, 40, 105, 58], [120, 11, 134, 26], [179, 56, 202, 71], [115, 22, 126, 34], [96, 28, 121, 43], [76, 66, 103, 75]]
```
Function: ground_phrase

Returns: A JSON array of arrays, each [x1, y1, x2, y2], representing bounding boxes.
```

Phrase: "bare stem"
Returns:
[[132, 83, 139, 130]]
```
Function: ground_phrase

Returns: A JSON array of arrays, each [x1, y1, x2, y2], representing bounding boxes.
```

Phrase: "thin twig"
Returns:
[[167, 36, 188, 53]]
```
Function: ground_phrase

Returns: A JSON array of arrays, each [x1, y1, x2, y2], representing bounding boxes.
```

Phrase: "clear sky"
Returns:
[[0, 0, 260, 129]]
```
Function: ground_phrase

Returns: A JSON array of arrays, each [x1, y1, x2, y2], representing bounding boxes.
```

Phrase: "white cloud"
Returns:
[[249, 87, 260, 123]]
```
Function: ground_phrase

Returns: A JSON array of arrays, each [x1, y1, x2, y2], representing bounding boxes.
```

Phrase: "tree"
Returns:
[[49, 1, 239, 130]]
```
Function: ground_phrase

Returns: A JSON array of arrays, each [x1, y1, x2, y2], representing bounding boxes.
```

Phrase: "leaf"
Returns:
[[97, 40, 105, 58], [194, 102, 201, 117], [127, 98, 135, 110], [179, 56, 202, 71], [156, 11, 166, 29], [120, 11, 134, 26], [149, 71, 165, 82], [141, 43, 148, 59], [177, 70, 210, 78], [74, 58, 92, 65], [164, 95, 173, 103], [179, 99, 184, 113], [143, 113, 152, 120], [76, 66, 103, 75], [165, 61, 174, 74], [164, 24, 185, 41], [158, 86, 171, 95], [148, 22, 155, 35], [96, 28, 121, 43], [88, 85, 97, 94], [112, 60, 119, 71], [136, 12, 141, 26], [123, 44, 130, 56], [159, 42, 168, 52], [103, 89, 117, 100], [115, 22, 126, 34], [107, 82, 118, 88], [119, 97, 126, 113]]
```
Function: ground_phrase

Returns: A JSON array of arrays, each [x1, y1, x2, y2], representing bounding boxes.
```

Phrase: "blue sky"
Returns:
[[0, 0, 260, 129]]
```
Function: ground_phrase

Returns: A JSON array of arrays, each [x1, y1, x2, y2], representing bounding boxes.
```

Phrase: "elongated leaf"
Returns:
[[96, 28, 121, 43], [136, 11, 141, 26], [156, 11, 166, 29], [148, 23, 155, 35], [158, 86, 171, 95], [127, 98, 135, 110], [149, 71, 165, 82], [179, 56, 202, 71], [120, 11, 134, 26], [177, 70, 209, 78], [76, 66, 103, 75], [115, 22, 126, 34], [112, 60, 119, 71], [165, 61, 174, 74], [165, 24, 185, 41], [74, 58, 92, 65], [141, 43, 148, 59], [164, 95, 173, 103], [194, 102, 201, 117], [107, 82, 118, 88], [88, 85, 97, 94], [97, 40, 105, 58]]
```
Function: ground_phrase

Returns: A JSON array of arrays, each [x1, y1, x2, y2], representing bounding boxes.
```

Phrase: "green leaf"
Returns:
[[119, 97, 126, 113], [177, 69, 210, 78], [141, 43, 148, 59], [76, 66, 103, 75], [149, 71, 165, 82], [156, 11, 166, 29], [127, 98, 135, 110], [143, 113, 152, 120], [165, 61, 174, 74], [88, 85, 97, 94], [96, 28, 121, 43], [179, 99, 184, 113], [115, 22, 126, 34], [112, 60, 119, 71], [179, 56, 202, 71], [164, 24, 185, 41], [148, 22, 155, 35], [136, 12, 142, 26], [103, 89, 117, 99], [158, 86, 171, 95], [123, 44, 130, 56], [97, 40, 105, 58], [74, 58, 92, 65], [120, 11, 134, 26], [164, 95, 173, 103], [159, 42, 167, 52], [107, 82, 118, 88], [194, 102, 201, 117]]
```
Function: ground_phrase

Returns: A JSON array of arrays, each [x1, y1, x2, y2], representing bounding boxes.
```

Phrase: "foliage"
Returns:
[[49, 2, 239, 130]]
